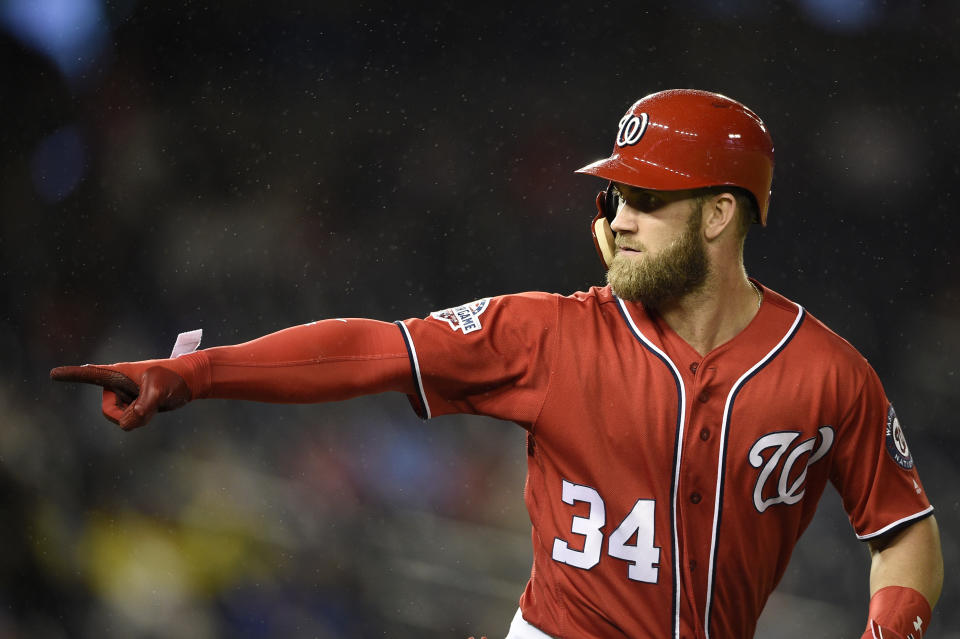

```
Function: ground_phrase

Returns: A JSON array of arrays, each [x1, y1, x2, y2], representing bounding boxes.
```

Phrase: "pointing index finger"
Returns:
[[50, 365, 139, 399], [50, 365, 90, 382]]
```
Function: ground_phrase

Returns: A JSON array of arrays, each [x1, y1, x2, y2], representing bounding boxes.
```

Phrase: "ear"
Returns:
[[701, 192, 738, 241]]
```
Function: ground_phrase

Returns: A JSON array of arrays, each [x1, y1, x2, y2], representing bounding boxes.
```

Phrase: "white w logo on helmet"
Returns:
[[616, 112, 649, 147]]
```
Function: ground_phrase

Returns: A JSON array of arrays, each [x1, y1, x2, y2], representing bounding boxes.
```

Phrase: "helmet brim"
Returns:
[[575, 152, 703, 192]]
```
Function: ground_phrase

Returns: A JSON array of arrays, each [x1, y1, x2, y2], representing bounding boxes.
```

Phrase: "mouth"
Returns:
[[616, 246, 643, 255]]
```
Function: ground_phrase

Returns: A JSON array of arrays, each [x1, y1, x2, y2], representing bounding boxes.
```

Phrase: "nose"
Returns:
[[609, 203, 638, 234]]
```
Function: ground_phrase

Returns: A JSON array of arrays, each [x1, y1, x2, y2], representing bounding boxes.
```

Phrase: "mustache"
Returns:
[[615, 238, 646, 252]]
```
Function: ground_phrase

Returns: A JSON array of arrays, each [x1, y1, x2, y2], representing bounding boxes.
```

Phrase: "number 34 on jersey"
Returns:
[[551, 479, 661, 583]]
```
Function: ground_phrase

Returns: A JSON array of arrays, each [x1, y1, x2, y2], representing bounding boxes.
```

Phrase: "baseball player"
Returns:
[[52, 90, 942, 638]]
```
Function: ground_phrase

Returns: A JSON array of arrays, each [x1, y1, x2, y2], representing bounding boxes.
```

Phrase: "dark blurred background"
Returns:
[[1, 1, 958, 637]]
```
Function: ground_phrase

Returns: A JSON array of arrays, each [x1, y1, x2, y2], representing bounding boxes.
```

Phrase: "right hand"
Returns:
[[51, 361, 191, 430]]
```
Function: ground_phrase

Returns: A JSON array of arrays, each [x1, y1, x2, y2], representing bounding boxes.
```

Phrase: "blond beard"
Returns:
[[606, 209, 709, 309]]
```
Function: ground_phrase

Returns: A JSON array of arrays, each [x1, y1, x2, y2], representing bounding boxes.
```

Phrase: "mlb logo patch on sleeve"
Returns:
[[430, 298, 491, 334]]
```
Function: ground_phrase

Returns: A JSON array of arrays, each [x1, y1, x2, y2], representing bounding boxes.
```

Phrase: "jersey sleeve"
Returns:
[[829, 365, 933, 540], [396, 292, 559, 426]]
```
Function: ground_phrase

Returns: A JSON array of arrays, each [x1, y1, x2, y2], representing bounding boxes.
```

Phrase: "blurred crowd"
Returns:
[[1, 2, 958, 637]]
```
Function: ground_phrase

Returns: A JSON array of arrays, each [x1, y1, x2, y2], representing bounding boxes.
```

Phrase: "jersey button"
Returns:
[[699, 428, 710, 441], [690, 492, 702, 504], [697, 391, 709, 403], [689, 362, 699, 373], [689, 559, 697, 572]]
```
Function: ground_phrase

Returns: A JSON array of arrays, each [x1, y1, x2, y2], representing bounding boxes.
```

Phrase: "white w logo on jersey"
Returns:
[[749, 426, 834, 513]]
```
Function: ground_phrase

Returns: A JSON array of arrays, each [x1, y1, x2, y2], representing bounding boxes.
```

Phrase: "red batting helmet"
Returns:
[[576, 89, 774, 268]]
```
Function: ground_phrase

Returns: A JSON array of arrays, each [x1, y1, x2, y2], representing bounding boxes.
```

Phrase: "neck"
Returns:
[[653, 264, 760, 357]]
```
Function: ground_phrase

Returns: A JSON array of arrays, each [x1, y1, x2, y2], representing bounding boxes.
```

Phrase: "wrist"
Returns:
[[862, 585, 931, 639], [167, 351, 212, 399]]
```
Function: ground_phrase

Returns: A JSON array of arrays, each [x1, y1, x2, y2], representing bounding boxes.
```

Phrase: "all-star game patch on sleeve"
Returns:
[[395, 292, 560, 426], [829, 364, 933, 540]]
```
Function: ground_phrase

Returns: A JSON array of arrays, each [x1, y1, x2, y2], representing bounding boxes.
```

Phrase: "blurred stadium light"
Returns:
[[30, 125, 88, 203], [795, 0, 881, 30], [0, 0, 110, 81]]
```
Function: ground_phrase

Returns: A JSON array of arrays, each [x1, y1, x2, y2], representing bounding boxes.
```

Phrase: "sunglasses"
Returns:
[[600, 182, 687, 222]]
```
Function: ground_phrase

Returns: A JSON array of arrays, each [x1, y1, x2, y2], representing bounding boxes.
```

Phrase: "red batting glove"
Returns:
[[51, 355, 204, 430]]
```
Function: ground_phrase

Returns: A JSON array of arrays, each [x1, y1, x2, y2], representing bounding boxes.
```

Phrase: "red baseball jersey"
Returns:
[[396, 283, 932, 639]]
